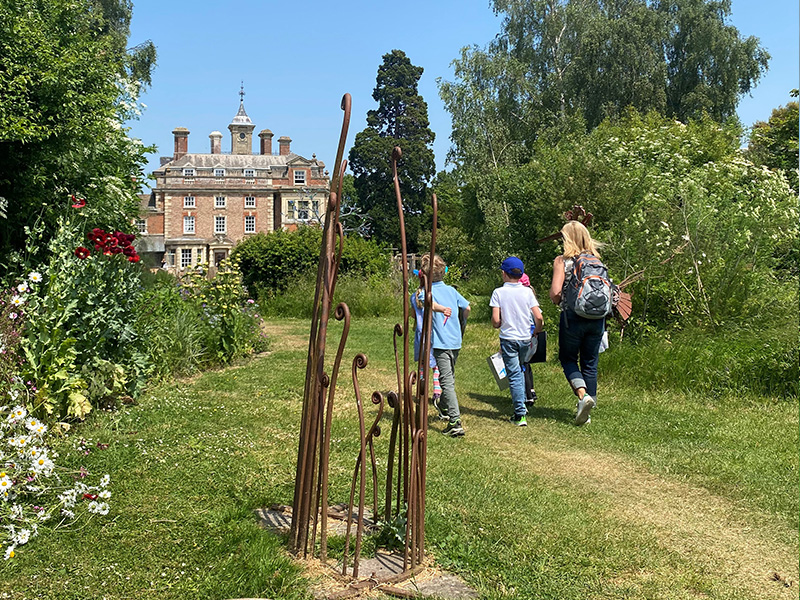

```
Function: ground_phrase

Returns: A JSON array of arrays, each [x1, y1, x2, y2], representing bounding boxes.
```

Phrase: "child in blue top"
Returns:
[[410, 281, 449, 412], [420, 253, 471, 437]]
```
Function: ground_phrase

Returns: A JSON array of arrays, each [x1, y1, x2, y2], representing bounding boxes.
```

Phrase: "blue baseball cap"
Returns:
[[501, 256, 524, 276]]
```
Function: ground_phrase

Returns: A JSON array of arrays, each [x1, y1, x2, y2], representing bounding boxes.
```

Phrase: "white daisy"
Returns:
[[98, 489, 111, 500], [25, 418, 39, 431], [28, 272, 42, 283], [16, 282, 28, 294], [13, 529, 30, 545], [0, 475, 12, 493], [10, 504, 23, 520], [10, 295, 23, 307], [61, 509, 75, 519], [96, 502, 110, 516], [87, 501, 100, 514], [99, 474, 111, 488], [3, 545, 15, 560]]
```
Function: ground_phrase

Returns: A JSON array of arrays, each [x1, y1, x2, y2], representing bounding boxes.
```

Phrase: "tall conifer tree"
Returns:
[[348, 50, 435, 251]]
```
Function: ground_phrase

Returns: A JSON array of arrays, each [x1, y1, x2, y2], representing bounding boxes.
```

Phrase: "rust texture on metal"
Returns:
[[289, 104, 437, 587]]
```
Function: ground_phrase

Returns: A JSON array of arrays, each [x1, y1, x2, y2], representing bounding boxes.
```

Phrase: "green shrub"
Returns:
[[232, 225, 391, 298]]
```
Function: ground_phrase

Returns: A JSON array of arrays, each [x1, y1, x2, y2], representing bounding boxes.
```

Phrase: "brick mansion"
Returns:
[[136, 90, 329, 270]]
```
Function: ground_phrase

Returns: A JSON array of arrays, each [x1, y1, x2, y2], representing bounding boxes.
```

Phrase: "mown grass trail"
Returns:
[[2, 317, 797, 600]]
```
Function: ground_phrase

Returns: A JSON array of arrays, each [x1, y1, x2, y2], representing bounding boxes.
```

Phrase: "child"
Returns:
[[490, 257, 544, 426], [410, 278, 450, 419], [420, 254, 470, 437], [519, 273, 538, 407]]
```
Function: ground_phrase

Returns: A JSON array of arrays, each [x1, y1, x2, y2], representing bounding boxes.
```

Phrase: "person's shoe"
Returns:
[[525, 390, 538, 409], [442, 420, 465, 437], [510, 414, 527, 427], [575, 395, 595, 426]]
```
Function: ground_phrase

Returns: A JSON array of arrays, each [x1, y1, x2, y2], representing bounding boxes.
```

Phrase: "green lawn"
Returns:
[[2, 317, 797, 600]]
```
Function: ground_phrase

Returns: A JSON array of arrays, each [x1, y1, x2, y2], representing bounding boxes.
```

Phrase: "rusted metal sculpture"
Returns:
[[289, 96, 437, 593], [289, 93, 351, 557]]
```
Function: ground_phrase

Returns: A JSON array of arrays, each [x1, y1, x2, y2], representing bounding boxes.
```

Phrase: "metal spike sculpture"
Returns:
[[289, 95, 437, 589]]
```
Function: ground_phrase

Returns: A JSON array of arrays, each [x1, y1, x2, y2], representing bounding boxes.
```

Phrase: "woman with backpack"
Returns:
[[549, 220, 611, 426]]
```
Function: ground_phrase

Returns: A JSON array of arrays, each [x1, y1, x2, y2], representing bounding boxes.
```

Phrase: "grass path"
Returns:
[[2, 317, 796, 599]]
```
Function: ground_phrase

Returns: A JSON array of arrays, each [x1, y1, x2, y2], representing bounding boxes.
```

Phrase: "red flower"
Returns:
[[71, 196, 86, 209], [128, 254, 140, 263], [74, 246, 91, 259]]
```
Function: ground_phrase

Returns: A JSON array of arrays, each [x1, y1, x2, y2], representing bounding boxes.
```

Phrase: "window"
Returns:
[[298, 200, 310, 220], [287, 200, 296, 219], [294, 170, 306, 185], [183, 168, 195, 177], [135, 218, 147, 234], [214, 168, 225, 178], [214, 215, 226, 234], [183, 215, 195, 234], [244, 215, 256, 233], [167, 250, 176, 267], [183, 196, 195, 208], [180, 249, 192, 268], [243, 168, 255, 178], [245, 196, 256, 208], [215, 196, 226, 208]]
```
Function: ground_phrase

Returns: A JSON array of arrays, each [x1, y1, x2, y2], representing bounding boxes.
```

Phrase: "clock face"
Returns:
[[238, 132, 246, 140]]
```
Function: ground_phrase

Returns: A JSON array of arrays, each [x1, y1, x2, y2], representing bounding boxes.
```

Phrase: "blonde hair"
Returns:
[[420, 253, 446, 283], [561, 220, 603, 258]]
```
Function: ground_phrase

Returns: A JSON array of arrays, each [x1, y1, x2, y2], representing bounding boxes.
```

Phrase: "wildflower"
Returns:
[[9, 312, 18, 320], [0, 474, 12, 494], [28, 272, 42, 283], [16, 282, 28, 294], [87, 500, 100, 513], [70, 196, 86, 208], [10, 504, 22, 520], [9, 406, 26, 421], [74, 247, 91, 259], [99, 474, 110, 488], [3, 545, 15, 560], [13, 529, 30, 545], [98, 489, 111, 500], [97, 502, 110, 516], [10, 295, 23, 307], [61, 509, 75, 519], [25, 418, 39, 432]]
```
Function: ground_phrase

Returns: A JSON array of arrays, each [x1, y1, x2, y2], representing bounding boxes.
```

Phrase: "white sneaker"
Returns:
[[575, 395, 595, 426]]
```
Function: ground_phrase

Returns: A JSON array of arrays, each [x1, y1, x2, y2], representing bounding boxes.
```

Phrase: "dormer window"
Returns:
[[294, 170, 307, 185], [243, 169, 255, 178], [183, 168, 195, 177], [214, 168, 225, 181]]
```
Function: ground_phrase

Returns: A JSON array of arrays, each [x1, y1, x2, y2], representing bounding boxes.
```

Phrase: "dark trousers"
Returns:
[[558, 310, 604, 399]]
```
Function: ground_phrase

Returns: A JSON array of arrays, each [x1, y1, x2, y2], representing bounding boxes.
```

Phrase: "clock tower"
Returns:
[[229, 84, 255, 155]]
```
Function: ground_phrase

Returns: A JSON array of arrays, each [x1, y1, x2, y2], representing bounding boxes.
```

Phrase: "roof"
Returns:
[[157, 153, 326, 171]]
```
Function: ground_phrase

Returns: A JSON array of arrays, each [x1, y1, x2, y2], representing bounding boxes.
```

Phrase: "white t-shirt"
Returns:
[[489, 282, 539, 340]]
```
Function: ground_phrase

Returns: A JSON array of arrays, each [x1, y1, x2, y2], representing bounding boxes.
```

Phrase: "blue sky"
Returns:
[[127, 0, 799, 182]]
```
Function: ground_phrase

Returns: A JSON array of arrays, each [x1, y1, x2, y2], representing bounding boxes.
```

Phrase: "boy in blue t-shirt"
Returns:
[[420, 253, 471, 437]]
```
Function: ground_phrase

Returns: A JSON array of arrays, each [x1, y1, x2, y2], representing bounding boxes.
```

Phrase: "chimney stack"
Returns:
[[278, 136, 292, 156], [172, 127, 190, 160], [259, 129, 274, 155], [209, 131, 222, 154]]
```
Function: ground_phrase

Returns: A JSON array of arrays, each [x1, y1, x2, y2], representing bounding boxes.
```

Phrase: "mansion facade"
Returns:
[[137, 95, 329, 270]]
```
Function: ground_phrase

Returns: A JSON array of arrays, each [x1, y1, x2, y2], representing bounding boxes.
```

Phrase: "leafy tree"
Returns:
[[348, 50, 436, 251], [439, 0, 768, 171], [746, 90, 799, 177], [0, 0, 156, 275]]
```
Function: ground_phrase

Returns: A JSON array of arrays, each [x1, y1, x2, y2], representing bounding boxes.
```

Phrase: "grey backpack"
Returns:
[[563, 253, 613, 319]]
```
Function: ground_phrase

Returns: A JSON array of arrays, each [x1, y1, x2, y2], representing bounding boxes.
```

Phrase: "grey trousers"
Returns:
[[433, 348, 461, 421]]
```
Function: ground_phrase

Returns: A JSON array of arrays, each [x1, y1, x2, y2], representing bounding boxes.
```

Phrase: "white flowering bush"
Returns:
[[0, 403, 111, 561]]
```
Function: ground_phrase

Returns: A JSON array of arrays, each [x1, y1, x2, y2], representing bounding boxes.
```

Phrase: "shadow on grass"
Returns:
[[463, 392, 575, 425]]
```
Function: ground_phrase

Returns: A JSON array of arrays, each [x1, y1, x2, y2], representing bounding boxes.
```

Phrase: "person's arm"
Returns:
[[432, 300, 452, 317], [491, 306, 502, 329], [549, 256, 565, 305], [531, 306, 544, 333]]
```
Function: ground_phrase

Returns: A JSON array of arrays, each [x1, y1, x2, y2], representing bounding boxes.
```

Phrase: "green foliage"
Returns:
[[440, 0, 769, 172], [258, 273, 403, 319], [0, 0, 156, 275], [349, 49, 436, 251], [232, 226, 392, 298], [746, 91, 799, 177], [459, 112, 799, 330]]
